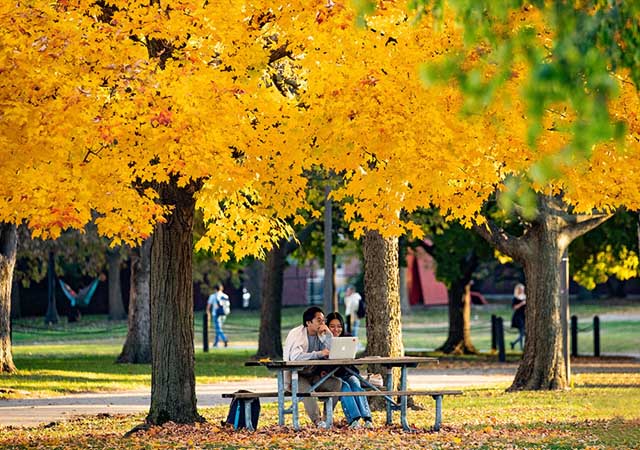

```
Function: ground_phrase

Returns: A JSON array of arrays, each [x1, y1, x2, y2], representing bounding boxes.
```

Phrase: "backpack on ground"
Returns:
[[356, 298, 366, 319], [224, 390, 260, 430]]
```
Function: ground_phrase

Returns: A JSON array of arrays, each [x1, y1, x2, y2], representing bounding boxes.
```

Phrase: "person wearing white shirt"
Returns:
[[206, 284, 229, 347], [283, 306, 340, 428]]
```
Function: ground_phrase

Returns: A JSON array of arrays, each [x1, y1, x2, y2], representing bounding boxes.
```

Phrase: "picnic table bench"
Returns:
[[222, 357, 462, 431]]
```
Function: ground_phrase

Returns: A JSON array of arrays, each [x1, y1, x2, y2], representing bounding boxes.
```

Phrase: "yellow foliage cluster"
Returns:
[[573, 245, 639, 290], [1, 0, 639, 257]]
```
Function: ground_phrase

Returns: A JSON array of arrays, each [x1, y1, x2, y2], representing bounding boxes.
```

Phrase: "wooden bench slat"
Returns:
[[310, 390, 463, 398], [222, 392, 309, 399]]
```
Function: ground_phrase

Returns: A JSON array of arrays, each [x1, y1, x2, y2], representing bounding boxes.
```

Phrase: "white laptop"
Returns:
[[329, 336, 358, 359]]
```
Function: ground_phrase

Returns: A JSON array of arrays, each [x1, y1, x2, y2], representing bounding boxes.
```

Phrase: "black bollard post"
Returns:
[[571, 315, 578, 357], [497, 317, 506, 362], [203, 311, 209, 353], [593, 316, 600, 357], [491, 314, 497, 351]]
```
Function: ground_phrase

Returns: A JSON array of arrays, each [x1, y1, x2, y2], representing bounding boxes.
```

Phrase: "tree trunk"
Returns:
[[511, 222, 568, 390], [117, 239, 152, 364], [243, 259, 263, 309], [475, 194, 611, 390], [363, 230, 403, 357], [256, 241, 287, 359], [362, 230, 403, 406], [256, 223, 317, 359], [107, 249, 127, 320], [147, 180, 203, 425], [437, 280, 477, 354], [0, 223, 17, 373], [44, 251, 59, 325]]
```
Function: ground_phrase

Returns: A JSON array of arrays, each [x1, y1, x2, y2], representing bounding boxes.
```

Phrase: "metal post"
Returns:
[[203, 311, 209, 353], [386, 371, 393, 424], [497, 317, 506, 362], [560, 248, 570, 385], [277, 371, 285, 426], [323, 185, 333, 313], [291, 370, 300, 430], [433, 395, 443, 431], [593, 316, 600, 357], [491, 314, 497, 351], [571, 315, 578, 357]]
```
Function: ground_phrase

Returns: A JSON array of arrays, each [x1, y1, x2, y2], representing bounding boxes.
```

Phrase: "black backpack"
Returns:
[[356, 298, 366, 319], [224, 390, 260, 430]]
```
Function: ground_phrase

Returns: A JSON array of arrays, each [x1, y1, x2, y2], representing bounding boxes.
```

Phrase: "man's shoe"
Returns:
[[224, 340, 229, 347], [363, 419, 374, 429], [348, 420, 361, 429], [316, 420, 327, 429]]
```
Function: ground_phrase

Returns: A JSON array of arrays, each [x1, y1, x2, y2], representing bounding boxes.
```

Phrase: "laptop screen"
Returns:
[[329, 337, 358, 359]]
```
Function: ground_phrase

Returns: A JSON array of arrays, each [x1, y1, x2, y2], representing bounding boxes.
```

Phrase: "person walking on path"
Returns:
[[343, 286, 362, 336], [207, 284, 229, 347], [326, 312, 373, 429], [283, 306, 343, 429], [510, 283, 526, 350]]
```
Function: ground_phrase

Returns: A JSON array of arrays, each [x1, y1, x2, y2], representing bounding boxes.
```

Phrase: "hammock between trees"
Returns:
[[59, 277, 100, 308]]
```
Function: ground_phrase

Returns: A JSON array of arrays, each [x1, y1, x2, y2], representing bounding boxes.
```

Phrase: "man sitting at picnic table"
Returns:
[[283, 306, 342, 429]]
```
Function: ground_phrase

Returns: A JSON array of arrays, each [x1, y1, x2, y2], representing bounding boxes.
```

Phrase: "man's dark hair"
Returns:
[[302, 306, 323, 327]]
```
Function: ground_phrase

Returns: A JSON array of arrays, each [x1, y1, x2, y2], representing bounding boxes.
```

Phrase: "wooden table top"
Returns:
[[246, 356, 438, 368]]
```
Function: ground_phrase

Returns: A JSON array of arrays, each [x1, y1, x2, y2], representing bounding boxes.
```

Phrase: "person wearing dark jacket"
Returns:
[[510, 283, 527, 350]]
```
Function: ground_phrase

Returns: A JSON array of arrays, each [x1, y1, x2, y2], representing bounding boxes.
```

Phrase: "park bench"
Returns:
[[221, 389, 463, 431], [310, 389, 463, 431]]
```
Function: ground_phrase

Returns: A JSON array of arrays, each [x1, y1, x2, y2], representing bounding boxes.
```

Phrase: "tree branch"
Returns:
[[284, 220, 320, 255], [472, 217, 530, 263], [564, 214, 613, 242]]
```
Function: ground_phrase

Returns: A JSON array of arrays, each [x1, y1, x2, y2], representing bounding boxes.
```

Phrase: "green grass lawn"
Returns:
[[4, 298, 638, 398], [11, 298, 640, 353], [2, 346, 269, 397]]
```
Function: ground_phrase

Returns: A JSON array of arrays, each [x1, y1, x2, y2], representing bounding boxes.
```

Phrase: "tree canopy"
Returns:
[[2, 1, 639, 249]]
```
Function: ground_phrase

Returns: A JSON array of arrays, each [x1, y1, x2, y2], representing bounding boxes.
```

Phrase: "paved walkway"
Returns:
[[0, 369, 515, 427]]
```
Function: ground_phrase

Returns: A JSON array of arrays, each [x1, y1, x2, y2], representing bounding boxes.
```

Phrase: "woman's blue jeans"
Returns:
[[213, 315, 228, 346], [339, 375, 372, 423]]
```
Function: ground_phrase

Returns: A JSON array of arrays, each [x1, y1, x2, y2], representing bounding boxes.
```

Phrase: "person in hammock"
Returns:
[[61, 273, 106, 322]]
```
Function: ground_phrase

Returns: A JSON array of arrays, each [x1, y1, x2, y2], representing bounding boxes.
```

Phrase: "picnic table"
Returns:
[[233, 356, 461, 431]]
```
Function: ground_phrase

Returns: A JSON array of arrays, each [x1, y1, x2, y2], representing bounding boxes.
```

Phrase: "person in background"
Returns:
[[343, 286, 362, 336], [283, 306, 343, 429], [326, 311, 374, 429], [206, 283, 229, 347], [510, 283, 527, 350], [242, 287, 251, 308]]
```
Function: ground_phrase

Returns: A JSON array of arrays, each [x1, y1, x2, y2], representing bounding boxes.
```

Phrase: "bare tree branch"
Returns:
[[563, 214, 613, 242], [473, 217, 531, 263]]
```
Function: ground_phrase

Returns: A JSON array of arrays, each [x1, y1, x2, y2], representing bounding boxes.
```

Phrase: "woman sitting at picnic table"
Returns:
[[326, 312, 374, 429]]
